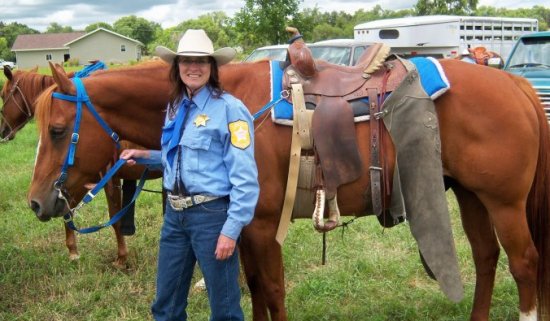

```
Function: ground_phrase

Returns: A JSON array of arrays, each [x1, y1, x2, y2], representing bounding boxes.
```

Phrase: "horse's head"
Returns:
[[28, 63, 121, 221], [0, 66, 48, 141]]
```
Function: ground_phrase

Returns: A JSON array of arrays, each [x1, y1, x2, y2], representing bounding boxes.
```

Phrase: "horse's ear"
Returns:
[[3, 65, 13, 80], [30, 66, 38, 73], [49, 61, 75, 94]]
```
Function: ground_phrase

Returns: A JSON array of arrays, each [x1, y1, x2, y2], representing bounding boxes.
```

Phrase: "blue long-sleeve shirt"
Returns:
[[150, 85, 259, 240]]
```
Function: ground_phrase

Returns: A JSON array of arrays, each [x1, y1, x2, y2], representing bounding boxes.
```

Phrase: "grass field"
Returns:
[[0, 68, 519, 320]]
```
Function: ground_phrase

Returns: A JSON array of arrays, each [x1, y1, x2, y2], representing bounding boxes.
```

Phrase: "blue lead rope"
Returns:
[[63, 157, 158, 234], [74, 61, 107, 78]]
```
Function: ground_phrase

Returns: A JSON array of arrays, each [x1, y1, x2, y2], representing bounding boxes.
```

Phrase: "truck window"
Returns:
[[309, 46, 351, 66], [507, 37, 550, 67], [352, 46, 367, 65]]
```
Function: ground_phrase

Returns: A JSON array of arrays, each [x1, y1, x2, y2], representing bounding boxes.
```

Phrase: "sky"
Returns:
[[1, 0, 546, 32]]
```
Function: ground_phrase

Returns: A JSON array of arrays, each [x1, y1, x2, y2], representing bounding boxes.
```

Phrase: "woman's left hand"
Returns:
[[215, 234, 237, 260]]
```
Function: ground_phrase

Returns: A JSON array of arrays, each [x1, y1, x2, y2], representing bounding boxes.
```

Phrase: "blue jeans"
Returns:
[[151, 197, 243, 321]]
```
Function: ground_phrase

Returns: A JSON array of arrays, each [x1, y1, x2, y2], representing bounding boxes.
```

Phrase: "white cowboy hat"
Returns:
[[155, 29, 236, 66]]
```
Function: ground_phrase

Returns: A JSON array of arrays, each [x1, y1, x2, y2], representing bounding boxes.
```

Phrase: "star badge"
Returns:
[[194, 114, 210, 127]]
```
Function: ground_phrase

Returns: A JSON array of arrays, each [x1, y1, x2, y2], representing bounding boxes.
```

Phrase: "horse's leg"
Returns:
[[483, 199, 538, 320], [452, 184, 500, 321], [240, 217, 287, 321], [104, 177, 128, 268], [64, 223, 79, 260]]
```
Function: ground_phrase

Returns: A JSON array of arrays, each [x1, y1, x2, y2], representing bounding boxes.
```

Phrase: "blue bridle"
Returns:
[[52, 77, 120, 188], [50, 76, 149, 233]]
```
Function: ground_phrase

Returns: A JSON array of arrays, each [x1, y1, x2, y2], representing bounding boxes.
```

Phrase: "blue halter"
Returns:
[[50, 76, 149, 233], [52, 77, 120, 188]]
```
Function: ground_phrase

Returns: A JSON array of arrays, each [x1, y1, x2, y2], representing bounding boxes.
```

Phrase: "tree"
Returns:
[[152, 12, 235, 55], [415, 0, 478, 15], [113, 15, 160, 50], [46, 22, 74, 33], [233, 0, 302, 51], [0, 22, 39, 61], [85, 22, 113, 33], [0, 37, 10, 61]]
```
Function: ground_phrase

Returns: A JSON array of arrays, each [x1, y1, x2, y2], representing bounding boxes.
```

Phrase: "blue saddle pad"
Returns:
[[271, 57, 450, 121], [409, 57, 450, 99]]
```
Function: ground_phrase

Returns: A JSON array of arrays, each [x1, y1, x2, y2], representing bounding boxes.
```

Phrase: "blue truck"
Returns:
[[503, 31, 550, 121]]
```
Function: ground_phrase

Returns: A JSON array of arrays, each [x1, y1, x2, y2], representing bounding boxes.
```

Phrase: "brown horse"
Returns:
[[27, 58, 549, 321], [0, 65, 161, 267]]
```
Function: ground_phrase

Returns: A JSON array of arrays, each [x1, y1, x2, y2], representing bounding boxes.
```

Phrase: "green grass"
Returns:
[[0, 102, 518, 319]]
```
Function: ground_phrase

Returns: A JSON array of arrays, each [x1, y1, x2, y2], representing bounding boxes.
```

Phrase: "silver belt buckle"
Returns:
[[183, 197, 193, 208], [168, 194, 186, 211], [169, 194, 219, 211]]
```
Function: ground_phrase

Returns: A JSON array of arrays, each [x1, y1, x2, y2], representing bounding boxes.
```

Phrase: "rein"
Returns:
[[0, 79, 33, 142], [50, 77, 149, 233], [63, 158, 154, 233]]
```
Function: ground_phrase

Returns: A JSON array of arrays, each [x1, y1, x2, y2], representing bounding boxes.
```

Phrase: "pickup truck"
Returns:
[[243, 39, 370, 66], [503, 31, 550, 120], [0, 59, 15, 69]]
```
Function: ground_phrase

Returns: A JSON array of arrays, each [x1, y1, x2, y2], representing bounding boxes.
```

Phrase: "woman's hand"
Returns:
[[215, 234, 237, 260], [119, 149, 150, 166]]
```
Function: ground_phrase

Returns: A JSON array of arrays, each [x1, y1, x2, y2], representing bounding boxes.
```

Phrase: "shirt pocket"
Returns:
[[181, 131, 212, 172]]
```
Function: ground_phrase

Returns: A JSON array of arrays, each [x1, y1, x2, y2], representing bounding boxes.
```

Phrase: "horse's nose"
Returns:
[[0, 125, 10, 140], [30, 199, 45, 220], [30, 199, 41, 214]]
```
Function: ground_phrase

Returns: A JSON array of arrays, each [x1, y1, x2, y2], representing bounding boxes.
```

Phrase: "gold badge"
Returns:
[[194, 114, 210, 127], [228, 120, 251, 149]]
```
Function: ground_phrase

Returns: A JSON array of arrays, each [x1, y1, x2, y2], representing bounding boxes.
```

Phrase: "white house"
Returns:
[[12, 28, 144, 68]]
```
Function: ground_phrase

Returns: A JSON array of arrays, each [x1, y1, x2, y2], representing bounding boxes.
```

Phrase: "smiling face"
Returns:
[[178, 56, 212, 94]]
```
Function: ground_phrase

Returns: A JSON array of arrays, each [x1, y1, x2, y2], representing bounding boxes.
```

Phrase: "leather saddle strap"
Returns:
[[276, 83, 306, 245], [368, 88, 383, 216]]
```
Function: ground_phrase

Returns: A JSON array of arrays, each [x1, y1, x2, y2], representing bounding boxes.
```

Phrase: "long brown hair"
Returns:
[[167, 57, 223, 118]]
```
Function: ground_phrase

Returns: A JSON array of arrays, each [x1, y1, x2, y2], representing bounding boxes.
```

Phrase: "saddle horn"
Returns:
[[285, 26, 316, 78]]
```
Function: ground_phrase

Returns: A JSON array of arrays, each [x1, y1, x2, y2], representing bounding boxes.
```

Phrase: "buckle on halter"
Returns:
[[71, 133, 79, 144], [111, 132, 120, 143], [63, 213, 74, 223], [54, 173, 67, 188]]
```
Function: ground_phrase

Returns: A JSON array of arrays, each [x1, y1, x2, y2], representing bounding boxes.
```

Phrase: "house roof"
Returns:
[[11, 28, 143, 51], [12, 32, 86, 51], [66, 28, 144, 46]]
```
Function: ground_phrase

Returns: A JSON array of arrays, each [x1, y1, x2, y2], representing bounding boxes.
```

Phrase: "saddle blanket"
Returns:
[[270, 57, 450, 125]]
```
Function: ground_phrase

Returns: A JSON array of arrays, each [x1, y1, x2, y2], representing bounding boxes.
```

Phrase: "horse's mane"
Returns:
[[33, 60, 170, 135], [11, 70, 53, 96], [34, 85, 56, 134], [90, 60, 168, 77]]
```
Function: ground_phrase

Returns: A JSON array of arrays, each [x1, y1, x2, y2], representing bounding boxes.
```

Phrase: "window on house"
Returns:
[[121, 44, 126, 52], [46, 54, 52, 60]]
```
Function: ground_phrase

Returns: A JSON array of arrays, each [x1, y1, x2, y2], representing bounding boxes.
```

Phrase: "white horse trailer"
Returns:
[[354, 15, 539, 59]]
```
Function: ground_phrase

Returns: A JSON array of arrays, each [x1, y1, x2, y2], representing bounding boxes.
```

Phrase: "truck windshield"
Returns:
[[309, 46, 351, 66], [507, 37, 550, 68], [244, 48, 288, 62]]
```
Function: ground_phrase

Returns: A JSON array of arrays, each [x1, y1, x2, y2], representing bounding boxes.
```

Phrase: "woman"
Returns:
[[120, 29, 259, 321]]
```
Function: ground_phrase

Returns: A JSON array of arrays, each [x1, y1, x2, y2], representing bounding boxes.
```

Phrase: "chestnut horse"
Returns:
[[28, 58, 549, 321], [0, 65, 161, 267]]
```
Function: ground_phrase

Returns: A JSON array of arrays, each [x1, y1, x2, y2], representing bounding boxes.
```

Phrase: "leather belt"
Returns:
[[168, 193, 222, 211]]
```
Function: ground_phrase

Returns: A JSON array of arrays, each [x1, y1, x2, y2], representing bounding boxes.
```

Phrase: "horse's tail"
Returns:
[[517, 74, 550, 319]]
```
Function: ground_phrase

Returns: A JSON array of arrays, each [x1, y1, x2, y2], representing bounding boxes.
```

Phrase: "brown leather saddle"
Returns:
[[466, 47, 504, 67], [282, 39, 408, 215]]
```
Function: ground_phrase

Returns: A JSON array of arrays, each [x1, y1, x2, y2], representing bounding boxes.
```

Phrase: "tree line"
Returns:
[[0, 0, 549, 62]]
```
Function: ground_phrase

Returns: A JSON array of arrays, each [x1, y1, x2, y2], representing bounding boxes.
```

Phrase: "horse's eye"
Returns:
[[49, 126, 67, 140]]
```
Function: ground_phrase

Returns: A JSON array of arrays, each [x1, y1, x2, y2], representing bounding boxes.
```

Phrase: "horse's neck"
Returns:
[[220, 62, 271, 114], [88, 70, 169, 149], [24, 73, 55, 114]]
